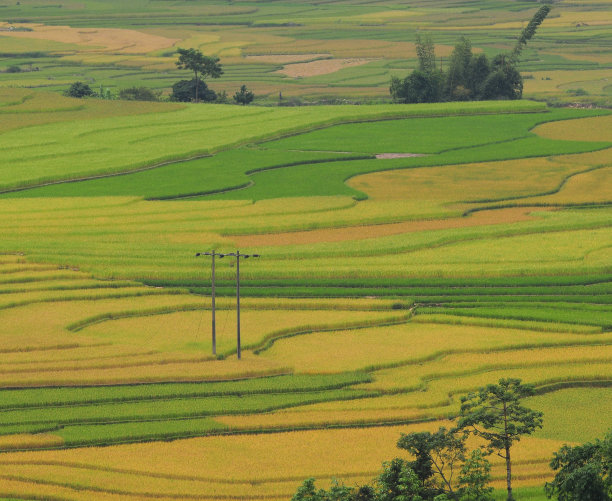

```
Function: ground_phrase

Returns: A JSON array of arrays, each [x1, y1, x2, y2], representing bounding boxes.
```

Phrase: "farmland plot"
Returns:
[[0, 83, 610, 499]]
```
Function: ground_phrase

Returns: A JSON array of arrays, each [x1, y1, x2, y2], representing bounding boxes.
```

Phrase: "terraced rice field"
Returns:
[[0, 87, 610, 500]]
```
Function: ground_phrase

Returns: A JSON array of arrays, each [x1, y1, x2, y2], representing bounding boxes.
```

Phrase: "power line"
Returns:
[[195, 250, 260, 360]]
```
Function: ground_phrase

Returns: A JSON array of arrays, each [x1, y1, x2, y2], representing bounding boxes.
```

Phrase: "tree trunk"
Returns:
[[195, 72, 199, 103], [506, 443, 513, 501]]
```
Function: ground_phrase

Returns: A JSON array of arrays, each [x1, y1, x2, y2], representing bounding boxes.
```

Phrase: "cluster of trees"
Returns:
[[171, 47, 254, 104], [65, 48, 255, 105], [292, 378, 612, 501], [64, 82, 157, 101], [391, 6, 550, 103]]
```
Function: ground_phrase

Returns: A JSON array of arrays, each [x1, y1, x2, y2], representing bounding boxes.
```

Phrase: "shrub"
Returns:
[[171, 78, 216, 102], [65, 81, 94, 98], [119, 86, 160, 101], [234, 85, 255, 105]]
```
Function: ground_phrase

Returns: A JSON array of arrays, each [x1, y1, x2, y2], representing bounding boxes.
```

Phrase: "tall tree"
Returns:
[[510, 5, 551, 64], [446, 37, 473, 99], [467, 53, 491, 99], [415, 33, 436, 74], [175, 48, 222, 102], [457, 379, 543, 501]]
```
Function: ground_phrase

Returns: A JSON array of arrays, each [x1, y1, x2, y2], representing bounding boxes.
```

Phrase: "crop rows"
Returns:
[[0, 93, 609, 499]]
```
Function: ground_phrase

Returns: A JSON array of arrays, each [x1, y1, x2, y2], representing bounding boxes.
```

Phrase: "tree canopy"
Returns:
[[546, 430, 612, 501], [391, 7, 550, 103], [234, 84, 255, 105], [65, 81, 93, 98], [171, 79, 217, 103], [175, 48, 222, 102], [457, 378, 543, 501]]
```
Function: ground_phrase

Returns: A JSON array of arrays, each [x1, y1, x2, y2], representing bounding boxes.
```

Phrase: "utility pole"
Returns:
[[195, 250, 259, 360], [222, 250, 259, 360], [195, 250, 226, 356]]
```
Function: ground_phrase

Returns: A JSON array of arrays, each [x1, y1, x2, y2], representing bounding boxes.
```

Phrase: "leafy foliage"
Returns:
[[510, 5, 552, 64], [171, 79, 217, 103], [234, 84, 255, 105], [376, 459, 425, 501], [545, 430, 612, 501], [65, 81, 93, 98], [119, 86, 161, 102], [175, 47, 222, 102], [397, 427, 466, 499], [458, 449, 494, 501], [391, 7, 550, 103], [458, 378, 544, 501]]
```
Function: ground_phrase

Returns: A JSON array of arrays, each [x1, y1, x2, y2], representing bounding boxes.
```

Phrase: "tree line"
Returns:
[[291, 378, 612, 501], [391, 6, 550, 104], [65, 47, 255, 105]]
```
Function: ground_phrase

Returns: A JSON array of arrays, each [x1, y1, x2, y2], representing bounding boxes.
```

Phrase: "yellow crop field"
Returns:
[[364, 344, 612, 392], [0, 434, 64, 451], [349, 157, 584, 202], [0, 257, 418, 384], [233, 206, 546, 247], [555, 147, 612, 166], [523, 69, 612, 94], [217, 407, 434, 430], [0, 91, 182, 134], [80, 308, 409, 353], [0, 424, 441, 486], [5, 23, 178, 54], [411, 314, 601, 333], [258, 322, 605, 373], [0, 426, 570, 498], [528, 167, 612, 205], [533, 114, 612, 142], [372, 364, 612, 413]]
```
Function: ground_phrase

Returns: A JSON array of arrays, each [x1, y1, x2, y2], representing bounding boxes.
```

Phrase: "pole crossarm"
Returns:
[[195, 250, 260, 360]]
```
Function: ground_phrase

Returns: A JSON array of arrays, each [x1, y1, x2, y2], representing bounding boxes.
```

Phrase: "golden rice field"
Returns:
[[3, 23, 178, 54]]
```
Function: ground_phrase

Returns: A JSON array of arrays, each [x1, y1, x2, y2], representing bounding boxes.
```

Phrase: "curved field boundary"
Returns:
[[358, 339, 612, 374], [0, 343, 108, 356], [66, 300, 407, 332], [69, 306, 413, 359], [0, 288, 179, 313], [249, 312, 413, 356], [0, 153, 212, 196], [0, 459, 375, 487], [0, 374, 372, 411], [461, 163, 612, 205], [230, 206, 554, 247], [0, 473, 284, 500], [253, 103, 548, 149], [0, 101, 545, 194], [147, 155, 373, 201]]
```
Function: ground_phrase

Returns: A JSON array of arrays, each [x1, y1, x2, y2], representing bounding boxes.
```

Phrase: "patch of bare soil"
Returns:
[[232, 207, 554, 247], [375, 153, 427, 159], [278, 58, 373, 78]]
